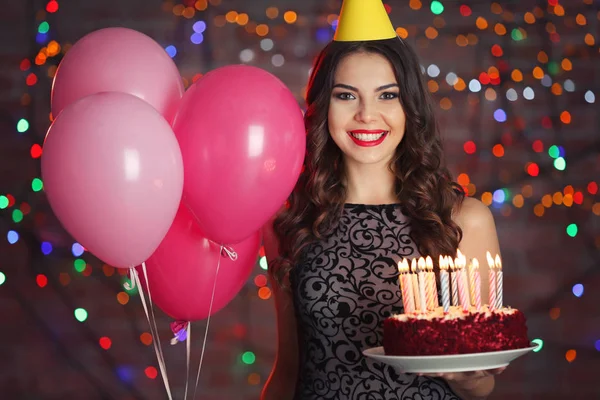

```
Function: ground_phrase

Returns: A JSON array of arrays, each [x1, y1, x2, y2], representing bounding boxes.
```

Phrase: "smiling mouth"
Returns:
[[347, 130, 389, 146], [349, 131, 388, 141]]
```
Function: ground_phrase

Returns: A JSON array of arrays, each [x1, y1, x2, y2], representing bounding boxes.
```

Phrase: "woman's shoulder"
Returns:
[[453, 196, 496, 231]]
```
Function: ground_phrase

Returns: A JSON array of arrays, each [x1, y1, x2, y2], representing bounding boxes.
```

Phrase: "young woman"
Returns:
[[261, 2, 504, 399]]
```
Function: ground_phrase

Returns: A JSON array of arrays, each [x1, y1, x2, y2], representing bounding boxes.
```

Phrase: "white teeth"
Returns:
[[350, 132, 387, 141]]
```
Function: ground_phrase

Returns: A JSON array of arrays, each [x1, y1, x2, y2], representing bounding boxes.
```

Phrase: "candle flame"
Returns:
[[398, 259, 409, 274], [448, 257, 455, 270], [494, 254, 502, 270], [456, 249, 466, 261], [411, 258, 417, 273], [439, 255, 447, 270], [426, 256, 433, 271], [417, 257, 426, 271], [471, 258, 479, 270], [486, 251, 495, 269]]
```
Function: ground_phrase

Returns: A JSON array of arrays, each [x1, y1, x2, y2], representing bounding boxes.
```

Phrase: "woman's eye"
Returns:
[[335, 92, 355, 100], [381, 92, 399, 100]]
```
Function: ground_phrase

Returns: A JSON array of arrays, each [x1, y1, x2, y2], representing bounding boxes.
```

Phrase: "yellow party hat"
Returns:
[[333, 0, 397, 42]]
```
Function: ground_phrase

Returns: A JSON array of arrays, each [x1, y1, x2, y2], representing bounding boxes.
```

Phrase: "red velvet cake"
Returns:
[[383, 305, 530, 356]]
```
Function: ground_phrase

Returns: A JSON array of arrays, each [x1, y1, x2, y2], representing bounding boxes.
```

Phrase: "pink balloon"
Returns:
[[51, 27, 184, 122], [173, 65, 305, 244], [41, 92, 184, 268], [140, 204, 260, 321]]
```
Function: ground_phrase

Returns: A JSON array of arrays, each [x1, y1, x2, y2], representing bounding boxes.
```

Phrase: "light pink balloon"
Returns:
[[140, 204, 260, 321], [173, 65, 306, 244], [41, 92, 184, 268], [51, 27, 184, 122]]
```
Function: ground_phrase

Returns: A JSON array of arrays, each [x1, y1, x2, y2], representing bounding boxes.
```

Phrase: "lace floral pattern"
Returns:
[[290, 204, 458, 400]]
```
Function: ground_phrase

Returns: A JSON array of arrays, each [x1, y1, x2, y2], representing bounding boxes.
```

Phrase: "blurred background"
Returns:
[[0, 0, 599, 399]]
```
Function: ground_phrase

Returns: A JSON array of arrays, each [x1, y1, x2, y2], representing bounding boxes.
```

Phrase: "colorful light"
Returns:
[[531, 338, 543, 352], [99, 337, 112, 350], [493, 189, 506, 204], [259, 256, 268, 270], [74, 308, 88, 322], [566, 224, 578, 237], [7, 230, 19, 244], [39, 243, 53, 256], [17, 119, 29, 133], [241, 351, 256, 365], [493, 109, 507, 122], [572, 284, 583, 297], [74, 259, 86, 273], [430, 1, 444, 15], [427, 64, 440, 78], [36, 274, 48, 288], [38, 21, 50, 34], [12, 209, 23, 223], [0, 272, 5, 286], [145, 366, 158, 379], [584, 90, 595, 103], [554, 157, 566, 171], [190, 33, 204, 44], [165, 45, 177, 58], [31, 178, 43, 192]]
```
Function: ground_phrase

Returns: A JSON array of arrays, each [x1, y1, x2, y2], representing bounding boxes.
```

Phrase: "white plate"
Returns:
[[362, 345, 537, 373]]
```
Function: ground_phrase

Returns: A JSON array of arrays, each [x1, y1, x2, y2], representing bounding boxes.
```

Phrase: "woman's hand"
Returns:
[[420, 367, 505, 400]]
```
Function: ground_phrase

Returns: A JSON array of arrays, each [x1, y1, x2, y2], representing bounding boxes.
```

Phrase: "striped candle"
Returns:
[[398, 259, 415, 313], [417, 258, 428, 314], [495, 254, 503, 309], [470, 258, 482, 311], [448, 257, 458, 306], [410, 259, 421, 313], [487, 251, 497, 310], [439, 256, 450, 313], [425, 256, 437, 309], [456, 255, 470, 310]]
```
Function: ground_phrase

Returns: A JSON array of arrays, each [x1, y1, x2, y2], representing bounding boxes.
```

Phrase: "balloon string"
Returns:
[[184, 323, 191, 400], [193, 245, 223, 399], [141, 263, 169, 374], [132, 267, 173, 400]]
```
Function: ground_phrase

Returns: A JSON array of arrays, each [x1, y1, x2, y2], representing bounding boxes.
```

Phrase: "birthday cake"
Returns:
[[383, 305, 530, 356], [383, 253, 530, 356]]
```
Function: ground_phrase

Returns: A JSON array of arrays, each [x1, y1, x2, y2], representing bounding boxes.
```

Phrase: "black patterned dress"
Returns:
[[290, 204, 459, 400]]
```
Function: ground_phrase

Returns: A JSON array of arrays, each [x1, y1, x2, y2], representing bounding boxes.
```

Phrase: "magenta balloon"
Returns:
[[51, 27, 184, 122], [41, 92, 184, 268], [173, 65, 305, 244], [141, 204, 260, 321]]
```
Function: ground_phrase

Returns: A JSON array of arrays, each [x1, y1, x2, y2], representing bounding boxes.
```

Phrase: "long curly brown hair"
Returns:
[[271, 39, 465, 286]]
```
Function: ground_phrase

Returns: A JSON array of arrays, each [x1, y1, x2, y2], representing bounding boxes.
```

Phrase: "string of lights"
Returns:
[[0, 0, 598, 394]]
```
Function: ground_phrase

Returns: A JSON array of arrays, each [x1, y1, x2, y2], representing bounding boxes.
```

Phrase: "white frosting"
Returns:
[[389, 305, 517, 322]]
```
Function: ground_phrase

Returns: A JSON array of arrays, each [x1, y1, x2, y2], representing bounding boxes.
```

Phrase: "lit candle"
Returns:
[[439, 255, 450, 313], [495, 254, 503, 309], [398, 259, 415, 313], [487, 251, 497, 310], [425, 256, 437, 309], [470, 258, 482, 311], [455, 254, 470, 311], [410, 259, 421, 312], [417, 257, 428, 314], [397, 260, 407, 312], [448, 256, 458, 306]]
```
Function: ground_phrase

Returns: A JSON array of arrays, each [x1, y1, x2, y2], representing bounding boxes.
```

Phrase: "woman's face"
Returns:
[[328, 51, 406, 168]]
